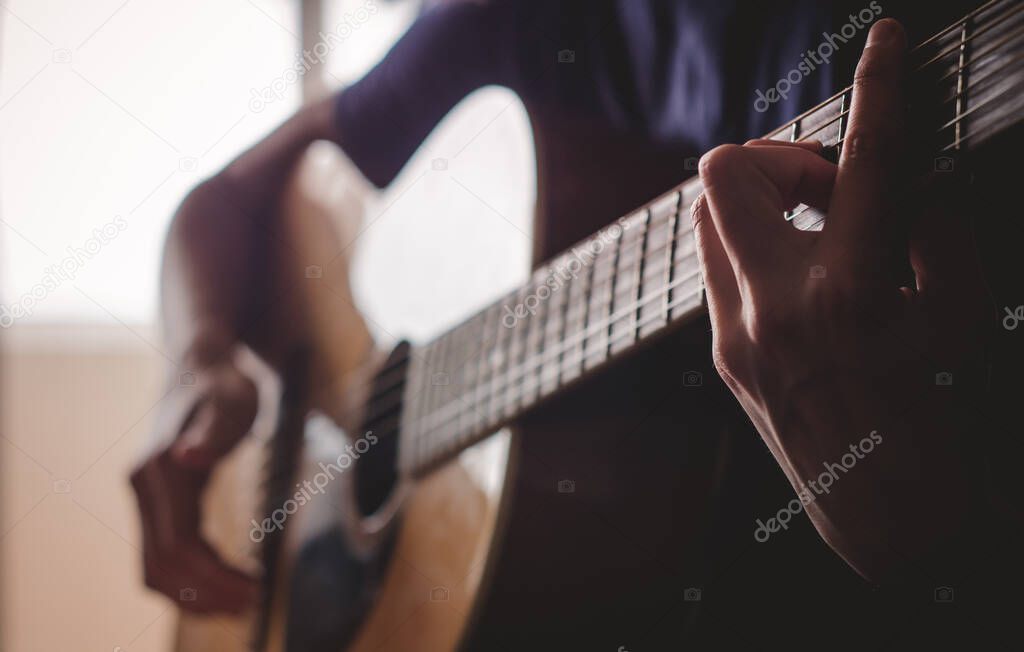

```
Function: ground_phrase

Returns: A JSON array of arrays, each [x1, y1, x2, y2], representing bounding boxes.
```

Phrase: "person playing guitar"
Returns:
[[130, 0, 1023, 647]]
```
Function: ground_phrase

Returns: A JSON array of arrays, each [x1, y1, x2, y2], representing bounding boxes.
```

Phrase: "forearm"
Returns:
[[160, 96, 340, 366], [220, 96, 339, 210]]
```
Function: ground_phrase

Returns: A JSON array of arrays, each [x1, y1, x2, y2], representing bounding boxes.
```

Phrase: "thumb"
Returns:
[[172, 368, 258, 469]]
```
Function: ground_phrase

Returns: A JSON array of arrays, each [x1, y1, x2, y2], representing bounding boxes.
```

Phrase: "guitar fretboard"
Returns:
[[396, 0, 1024, 476]]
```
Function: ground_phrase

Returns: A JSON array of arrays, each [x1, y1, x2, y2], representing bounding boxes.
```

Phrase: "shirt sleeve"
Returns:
[[334, 0, 518, 188]]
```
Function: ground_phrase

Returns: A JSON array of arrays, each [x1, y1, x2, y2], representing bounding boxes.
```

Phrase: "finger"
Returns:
[[744, 138, 824, 153], [173, 368, 258, 468], [691, 192, 740, 326], [824, 19, 907, 256], [698, 144, 836, 275], [133, 457, 258, 612], [145, 545, 257, 614], [179, 541, 258, 612]]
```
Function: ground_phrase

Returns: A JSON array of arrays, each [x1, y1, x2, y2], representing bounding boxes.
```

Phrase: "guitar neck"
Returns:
[[397, 0, 1024, 476]]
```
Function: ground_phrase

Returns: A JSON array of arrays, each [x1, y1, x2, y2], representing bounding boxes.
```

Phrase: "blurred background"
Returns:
[[0, 0, 534, 648]]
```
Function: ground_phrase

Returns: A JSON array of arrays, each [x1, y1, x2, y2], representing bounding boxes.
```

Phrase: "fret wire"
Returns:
[[405, 36, 1015, 442], [413, 225, 705, 438], [429, 327, 450, 459], [488, 295, 513, 425], [796, 36, 1022, 148], [934, 26, 1024, 92], [937, 47, 1024, 105], [408, 0, 1024, 472], [913, 0, 1002, 52], [664, 199, 678, 322], [541, 265, 569, 394], [799, 108, 849, 144], [939, 93, 1024, 150], [633, 209, 651, 342], [765, 0, 1013, 144], [412, 267, 703, 436], [422, 280, 707, 435], [474, 305, 497, 433], [838, 88, 849, 143], [574, 240, 596, 377], [936, 80, 1022, 146], [914, 2, 1024, 73], [503, 288, 524, 418], [487, 267, 703, 394], [417, 337, 437, 465], [600, 230, 622, 362], [956, 17, 969, 150]]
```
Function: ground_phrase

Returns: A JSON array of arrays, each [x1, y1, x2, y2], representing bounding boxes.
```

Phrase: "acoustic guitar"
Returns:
[[179, 0, 1024, 649]]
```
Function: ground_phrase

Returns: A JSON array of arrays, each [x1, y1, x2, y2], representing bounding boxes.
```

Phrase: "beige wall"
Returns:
[[1, 324, 175, 651]]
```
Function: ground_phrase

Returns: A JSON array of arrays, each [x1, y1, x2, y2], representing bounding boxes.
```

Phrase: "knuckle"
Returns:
[[699, 144, 745, 185], [745, 305, 795, 351], [841, 129, 889, 163], [710, 330, 742, 385], [689, 192, 709, 228], [852, 54, 896, 87]]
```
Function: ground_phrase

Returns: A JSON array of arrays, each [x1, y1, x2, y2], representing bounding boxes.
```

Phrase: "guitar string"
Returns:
[[403, 58, 1019, 429], [412, 267, 706, 433], [361, 2, 1022, 461], [411, 77, 1024, 460], [795, 40, 1024, 146], [764, 0, 1012, 141], [913, 1, 1024, 73]]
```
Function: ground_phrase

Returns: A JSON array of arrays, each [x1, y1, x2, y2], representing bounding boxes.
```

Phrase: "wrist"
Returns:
[[178, 324, 238, 370]]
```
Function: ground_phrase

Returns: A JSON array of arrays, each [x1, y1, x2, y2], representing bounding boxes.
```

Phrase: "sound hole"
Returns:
[[354, 341, 408, 517]]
